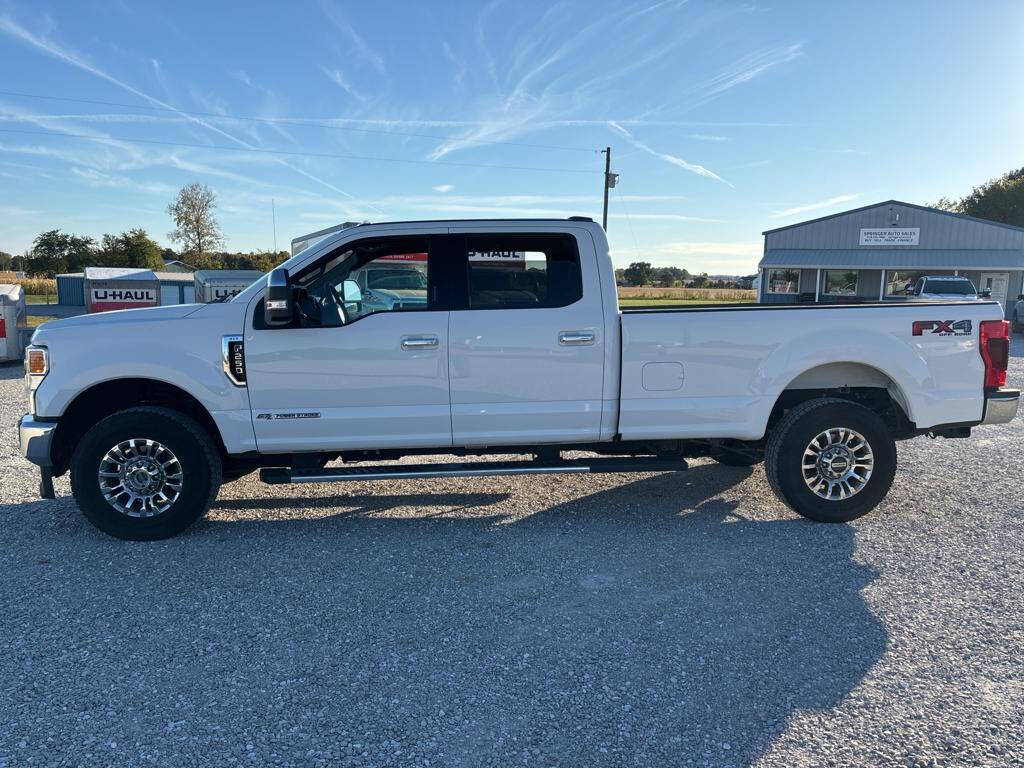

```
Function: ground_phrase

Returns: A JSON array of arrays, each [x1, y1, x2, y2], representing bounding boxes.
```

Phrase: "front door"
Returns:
[[244, 232, 452, 453], [980, 272, 1009, 315], [447, 230, 607, 446]]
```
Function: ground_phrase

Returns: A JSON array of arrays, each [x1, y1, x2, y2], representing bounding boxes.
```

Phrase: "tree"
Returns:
[[167, 182, 223, 258], [24, 230, 94, 277], [96, 229, 164, 270], [690, 273, 710, 289], [935, 167, 1024, 227], [0, 251, 12, 271], [623, 261, 654, 287]]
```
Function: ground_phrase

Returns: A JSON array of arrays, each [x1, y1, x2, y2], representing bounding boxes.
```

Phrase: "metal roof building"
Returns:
[[758, 200, 1024, 316]]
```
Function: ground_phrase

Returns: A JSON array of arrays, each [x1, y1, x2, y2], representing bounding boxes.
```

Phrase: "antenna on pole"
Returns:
[[271, 199, 278, 253], [601, 147, 618, 231]]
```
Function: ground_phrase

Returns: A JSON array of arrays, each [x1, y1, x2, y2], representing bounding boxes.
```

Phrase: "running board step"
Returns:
[[260, 456, 687, 485]]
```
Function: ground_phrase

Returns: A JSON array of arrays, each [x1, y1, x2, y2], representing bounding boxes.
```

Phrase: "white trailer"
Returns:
[[0, 284, 27, 362], [194, 270, 264, 303]]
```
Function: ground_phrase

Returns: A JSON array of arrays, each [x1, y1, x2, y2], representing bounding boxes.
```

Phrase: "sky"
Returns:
[[0, 0, 1021, 275]]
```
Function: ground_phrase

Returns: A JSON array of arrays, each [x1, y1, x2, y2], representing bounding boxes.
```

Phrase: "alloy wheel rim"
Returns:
[[98, 438, 183, 518], [802, 427, 874, 500]]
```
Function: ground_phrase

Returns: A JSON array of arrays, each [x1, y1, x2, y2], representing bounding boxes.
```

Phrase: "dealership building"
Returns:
[[757, 200, 1024, 316]]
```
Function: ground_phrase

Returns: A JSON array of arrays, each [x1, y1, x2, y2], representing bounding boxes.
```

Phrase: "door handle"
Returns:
[[401, 336, 439, 350], [558, 331, 596, 346]]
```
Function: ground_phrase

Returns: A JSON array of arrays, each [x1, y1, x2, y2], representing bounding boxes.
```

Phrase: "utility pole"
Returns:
[[271, 199, 278, 253], [601, 147, 618, 230]]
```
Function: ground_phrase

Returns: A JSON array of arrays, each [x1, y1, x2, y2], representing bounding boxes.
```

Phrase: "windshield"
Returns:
[[366, 269, 427, 290], [924, 279, 976, 295]]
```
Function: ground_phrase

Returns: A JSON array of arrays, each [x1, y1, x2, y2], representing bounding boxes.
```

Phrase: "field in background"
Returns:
[[617, 286, 756, 306], [0, 274, 58, 303]]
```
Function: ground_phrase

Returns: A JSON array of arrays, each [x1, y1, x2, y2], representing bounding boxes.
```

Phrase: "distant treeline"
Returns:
[[0, 229, 285, 278], [614, 262, 755, 289]]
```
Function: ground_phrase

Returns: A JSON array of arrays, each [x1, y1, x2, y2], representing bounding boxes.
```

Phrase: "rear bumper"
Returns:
[[18, 414, 56, 468], [981, 389, 1020, 426]]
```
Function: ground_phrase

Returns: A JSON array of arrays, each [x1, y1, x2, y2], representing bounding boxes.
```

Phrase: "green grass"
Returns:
[[25, 294, 56, 304], [618, 297, 754, 306], [26, 315, 57, 328]]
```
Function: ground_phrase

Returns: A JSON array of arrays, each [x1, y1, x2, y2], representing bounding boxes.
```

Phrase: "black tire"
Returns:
[[765, 398, 896, 523], [70, 406, 221, 540], [711, 442, 763, 467]]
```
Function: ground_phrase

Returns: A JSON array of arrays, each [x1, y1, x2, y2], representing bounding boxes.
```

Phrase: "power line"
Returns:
[[0, 127, 602, 175], [0, 89, 596, 153]]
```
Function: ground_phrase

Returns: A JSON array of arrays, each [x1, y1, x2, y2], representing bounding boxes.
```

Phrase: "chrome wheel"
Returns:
[[802, 428, 874, 500], [97, 438, 183, 518]]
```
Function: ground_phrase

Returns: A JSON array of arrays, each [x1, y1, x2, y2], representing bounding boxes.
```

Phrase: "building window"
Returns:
[[766, 268, 799, 294], [884, 270, 926, 297], [823, 269, 859, 296]]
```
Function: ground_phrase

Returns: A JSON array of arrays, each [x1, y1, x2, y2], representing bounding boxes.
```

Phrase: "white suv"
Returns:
[[909, 275, 983, 301]]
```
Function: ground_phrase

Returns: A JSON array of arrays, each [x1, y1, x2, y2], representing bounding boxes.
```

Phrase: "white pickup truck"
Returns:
[[19, 218, 1019, 539]]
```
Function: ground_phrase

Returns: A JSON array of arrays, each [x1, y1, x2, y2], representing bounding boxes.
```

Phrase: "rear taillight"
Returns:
[[979, 319, 1009, 389]]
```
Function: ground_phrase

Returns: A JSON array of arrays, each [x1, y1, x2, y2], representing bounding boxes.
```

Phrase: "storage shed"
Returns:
[[154, 272, 196, 305], [84, 267, 159, 313], [0, 284, 27, 361], [758, 200, 1024, 317], [194, 270, 263, 303]]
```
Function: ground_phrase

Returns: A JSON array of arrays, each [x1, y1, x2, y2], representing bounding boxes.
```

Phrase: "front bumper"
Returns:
[[981, 389, 1020, 426], [19, 414, 56, 468]]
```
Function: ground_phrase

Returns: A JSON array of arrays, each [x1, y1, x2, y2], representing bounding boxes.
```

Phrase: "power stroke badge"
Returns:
[[256, 412, 322, 420]]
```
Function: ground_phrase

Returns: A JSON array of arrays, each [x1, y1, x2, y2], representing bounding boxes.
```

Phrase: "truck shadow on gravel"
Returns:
[[4, 466, 885, 768]]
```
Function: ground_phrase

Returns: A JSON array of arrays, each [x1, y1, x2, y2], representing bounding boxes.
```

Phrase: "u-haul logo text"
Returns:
[[91, 288, 156, 302]]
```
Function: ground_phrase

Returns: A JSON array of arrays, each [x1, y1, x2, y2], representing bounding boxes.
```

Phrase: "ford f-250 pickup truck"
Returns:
[[18, 218, 1019, 539]]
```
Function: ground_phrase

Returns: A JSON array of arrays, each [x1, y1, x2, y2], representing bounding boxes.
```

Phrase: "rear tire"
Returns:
[[70, 407, 221, 540], [765, 398, 896, 523]]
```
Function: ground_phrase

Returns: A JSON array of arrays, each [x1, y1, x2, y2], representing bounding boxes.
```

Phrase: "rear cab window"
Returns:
[[463, 233, 583, 310]]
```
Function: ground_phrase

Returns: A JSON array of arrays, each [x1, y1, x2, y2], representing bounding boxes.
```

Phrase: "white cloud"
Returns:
[[318, 0, 387, 76], [608, 121, 731, 186], [771, 194, 861, 218], [432, 184, 455, 193], [321, 67, 368, 102], [0, 15, 379, 209]]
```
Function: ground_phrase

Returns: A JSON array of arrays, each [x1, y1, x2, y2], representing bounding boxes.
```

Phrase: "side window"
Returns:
[[293, 236, 430, 327], [464, 233, 582, 310]]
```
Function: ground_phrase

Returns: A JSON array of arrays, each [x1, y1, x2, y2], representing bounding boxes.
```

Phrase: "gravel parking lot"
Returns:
[[2, 339, 1022, 768]]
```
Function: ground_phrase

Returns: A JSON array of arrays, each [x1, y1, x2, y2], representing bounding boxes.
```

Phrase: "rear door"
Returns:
[[446, 228, 607, 445]]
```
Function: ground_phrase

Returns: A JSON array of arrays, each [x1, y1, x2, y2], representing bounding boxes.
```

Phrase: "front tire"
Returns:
[[765, 398, 896, 523], [70, 407, 221, 540]]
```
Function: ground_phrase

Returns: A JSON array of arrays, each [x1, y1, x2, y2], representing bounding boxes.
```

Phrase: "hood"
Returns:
[[31, 303, 204, 343]]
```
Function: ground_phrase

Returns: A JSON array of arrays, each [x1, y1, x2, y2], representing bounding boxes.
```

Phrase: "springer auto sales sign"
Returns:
[[859, 228, 920, 246]]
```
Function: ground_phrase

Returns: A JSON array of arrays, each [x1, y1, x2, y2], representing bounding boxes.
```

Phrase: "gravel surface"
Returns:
[[1, 338, 1023, 768]]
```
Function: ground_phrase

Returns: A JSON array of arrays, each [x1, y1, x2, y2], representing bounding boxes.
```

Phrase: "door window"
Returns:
[[293, 236, 431, 327], [463, 234, 582, 309]]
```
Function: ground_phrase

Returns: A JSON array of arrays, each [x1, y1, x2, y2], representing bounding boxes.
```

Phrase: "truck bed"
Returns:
[[616, 299, 1005, 441]]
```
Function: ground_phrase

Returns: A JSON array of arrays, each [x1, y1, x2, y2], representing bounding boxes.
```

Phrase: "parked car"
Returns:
[[352, 263, 428, 313], [19, 218, 1018, 539], [1012, 293, 1024, 334], [909, 275, 985, 301]]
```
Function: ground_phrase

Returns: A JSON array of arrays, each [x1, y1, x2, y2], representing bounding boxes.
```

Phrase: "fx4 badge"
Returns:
[[256, 412, 321, 420], [912, 320, 972, 337]]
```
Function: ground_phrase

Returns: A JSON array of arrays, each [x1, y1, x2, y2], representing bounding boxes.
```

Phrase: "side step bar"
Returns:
[[260, 456, 687, 485]]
